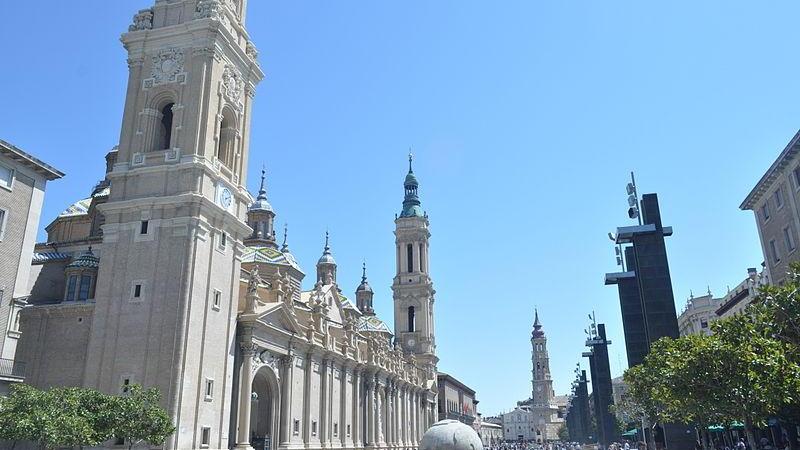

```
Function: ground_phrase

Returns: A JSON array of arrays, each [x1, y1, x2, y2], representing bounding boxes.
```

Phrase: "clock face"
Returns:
[[536, 385, 542, 392], [407, 338, 416, 348], [220, 188, 233, 209]]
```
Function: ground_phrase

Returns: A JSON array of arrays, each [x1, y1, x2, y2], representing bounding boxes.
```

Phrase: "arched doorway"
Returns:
[[250, 366, 280, 450]]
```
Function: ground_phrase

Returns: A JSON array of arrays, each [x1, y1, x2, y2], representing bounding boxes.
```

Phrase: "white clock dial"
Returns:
[[407, 338, 416, 348], [220, 188, 233, 209]]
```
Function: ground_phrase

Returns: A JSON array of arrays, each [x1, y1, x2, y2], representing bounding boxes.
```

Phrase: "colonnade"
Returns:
[[235, 345, 436, 450]]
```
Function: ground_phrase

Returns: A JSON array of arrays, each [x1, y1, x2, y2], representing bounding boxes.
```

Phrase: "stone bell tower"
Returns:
[[392, 155, 438, 371], [531, 309, 554, 407], [82, 1, 264, 449]]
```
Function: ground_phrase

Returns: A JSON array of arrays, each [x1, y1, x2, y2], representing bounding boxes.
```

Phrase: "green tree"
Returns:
[[112, 385, 175, 450], [0, 384, 42, 449], [558, 424, 570, 442]]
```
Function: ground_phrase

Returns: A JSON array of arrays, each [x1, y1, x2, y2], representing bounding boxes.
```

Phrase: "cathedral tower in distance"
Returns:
[[392, 155, 438, 373], [82, 1, 264, 448], [531, 309, 554, 406]]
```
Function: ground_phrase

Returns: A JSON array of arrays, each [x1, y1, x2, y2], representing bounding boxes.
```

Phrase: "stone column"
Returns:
[[366, 376, 375, 447], [279, 353, 295, 447], [303, 354, 313, 445], [353, 369, 362, 447], [394, 385, 403, 447], [236, 343, 258, 449], [409, 391, 416, 447], [320, 358, 330, 448], [387, 382, 394, 447]]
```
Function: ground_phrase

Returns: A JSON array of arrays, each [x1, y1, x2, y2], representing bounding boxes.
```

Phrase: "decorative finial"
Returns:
[[88, 246, 93, 253], [408, 149, 414, 173], [362, 261, 367, 282], [281, 223, 289, 251], [324, 230, 330, 251], [707, 285, 711, 296]]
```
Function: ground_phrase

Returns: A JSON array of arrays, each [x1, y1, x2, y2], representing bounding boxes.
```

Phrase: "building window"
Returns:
[[140, 220, 149, 235], [785, 227, 796, 252], [293, 420, 300, 436], [775, 189, 784, 209], [0, 164, 13, 190], [217, 110, 236, 168], [407, 244, 414, 273], [78, 275, 93, 301], [770, 239, 780, 263], [66, 275, 78, 301], [219, 232, 228, 250], [794, 166, 800, 189], [408, 306, 416, 332], [121, 377, 132, 394], [212, 290, 221, 311], [200, 426, 211, 448], [0, 209, 7, 241], [159, 103, 175, 151], [205, 379, 214, 401], [700, 319, 709, 329], [761, 203, 771, 222], [311, 421, 317, 437]]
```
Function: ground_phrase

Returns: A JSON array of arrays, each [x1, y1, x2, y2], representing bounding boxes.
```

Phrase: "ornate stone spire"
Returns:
[[532, 308, 544, 338], [316, 231, 337, 284], [400, 151, 423, 218], [356, 261, 375, 315], [281, 223, 289, 252]]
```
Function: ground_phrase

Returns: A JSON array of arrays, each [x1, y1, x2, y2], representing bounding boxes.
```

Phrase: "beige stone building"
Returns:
[[677, 291, 722, 336], [715, 268, 765, 319], [0, 140, 63, 393], [741, 130, 800, 285], [15, 1, 438, 449]]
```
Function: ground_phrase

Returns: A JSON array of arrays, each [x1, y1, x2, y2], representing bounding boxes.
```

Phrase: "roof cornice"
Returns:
[[741, 129, 800, 210], [0, 139, 64, 180]]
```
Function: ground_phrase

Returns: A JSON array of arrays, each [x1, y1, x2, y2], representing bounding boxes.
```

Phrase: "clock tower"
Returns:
[[392, 155, 438, 372], [82, 1, 264, 449]]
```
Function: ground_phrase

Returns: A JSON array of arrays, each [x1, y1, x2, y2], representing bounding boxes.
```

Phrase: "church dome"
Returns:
[[421, 420, 484, 450], [317, 232, 336, 265], [404, 171, 419, 187], [67, 248, 100, 270], [356, 279, 373, 293]]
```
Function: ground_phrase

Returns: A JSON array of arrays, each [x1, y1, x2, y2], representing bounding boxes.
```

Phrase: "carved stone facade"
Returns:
[[14, 1, 437, 449]]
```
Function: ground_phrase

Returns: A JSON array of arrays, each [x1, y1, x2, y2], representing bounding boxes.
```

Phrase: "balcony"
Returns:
[[0, 358, 26, 380]]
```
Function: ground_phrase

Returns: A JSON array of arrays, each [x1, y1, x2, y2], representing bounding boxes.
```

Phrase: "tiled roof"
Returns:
[[58, 198, 91, 218], [242, 245, 302, 272], [32, 252, 71, 263], [67, 249, 100, 269], [357, 315, 392, 335]]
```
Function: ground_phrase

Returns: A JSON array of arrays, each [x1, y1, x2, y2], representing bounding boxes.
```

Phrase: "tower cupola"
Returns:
[[245, 168, 277, 248], [356, 262, 375, 315], [316, 231, 337, 284], [400, 153, 423, 218]]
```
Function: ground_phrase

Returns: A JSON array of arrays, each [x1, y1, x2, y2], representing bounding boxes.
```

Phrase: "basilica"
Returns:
[[15, 1, 438, 449]]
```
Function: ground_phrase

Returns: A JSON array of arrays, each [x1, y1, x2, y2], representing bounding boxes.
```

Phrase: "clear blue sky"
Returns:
[[1, 0, 795, 415]]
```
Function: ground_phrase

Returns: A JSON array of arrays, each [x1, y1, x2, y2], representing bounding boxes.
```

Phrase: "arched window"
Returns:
[[407, 243, 414, 273], [217, 110, 236, 168], [408, 306, 416, 332], [158, 103, 174, 150]]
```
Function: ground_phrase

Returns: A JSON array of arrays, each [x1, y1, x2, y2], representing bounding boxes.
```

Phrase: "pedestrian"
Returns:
[[736, 438, 746, 450]]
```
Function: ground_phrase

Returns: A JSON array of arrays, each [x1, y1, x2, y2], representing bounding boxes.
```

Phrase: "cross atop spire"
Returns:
[[362, 261, 367, 283], [281, 223, 289, 252], [532, 308, 545, 338]]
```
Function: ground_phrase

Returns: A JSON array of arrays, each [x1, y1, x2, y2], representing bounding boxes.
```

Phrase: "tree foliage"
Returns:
[[623, 263, 800, 450], [0, 383, 174, 450]]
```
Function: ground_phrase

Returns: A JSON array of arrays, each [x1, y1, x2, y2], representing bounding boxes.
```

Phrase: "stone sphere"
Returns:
[[420, 419, 484, 450]]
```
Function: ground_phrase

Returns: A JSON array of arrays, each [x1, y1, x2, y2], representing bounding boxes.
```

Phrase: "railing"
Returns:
[[0, 358, 26, 379]]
